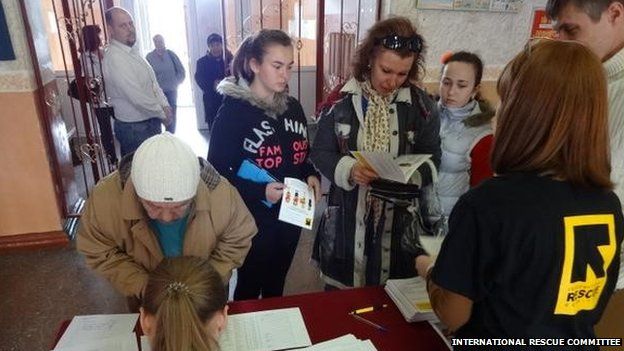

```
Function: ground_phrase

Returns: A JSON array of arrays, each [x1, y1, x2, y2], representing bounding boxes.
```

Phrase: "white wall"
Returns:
[[384, 0, 547, 81], [186, 0, 224, 129], [288, 66, 317, 119]]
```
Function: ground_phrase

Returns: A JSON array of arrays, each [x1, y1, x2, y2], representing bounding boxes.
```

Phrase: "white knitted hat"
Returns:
[[131, 132, 200, 202]]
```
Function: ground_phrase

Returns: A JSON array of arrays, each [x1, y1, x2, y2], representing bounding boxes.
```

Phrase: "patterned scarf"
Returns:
[[360, 80, 397, 241], [360, 80, 392, 152]]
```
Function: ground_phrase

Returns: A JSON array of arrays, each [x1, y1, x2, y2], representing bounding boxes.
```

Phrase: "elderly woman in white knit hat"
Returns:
[[77, 132, 257, 311]]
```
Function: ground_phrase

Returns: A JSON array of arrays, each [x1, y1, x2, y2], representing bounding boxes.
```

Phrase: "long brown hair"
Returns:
[[231, 29, 292, 83], [492, 39, 611, 189], [142, 257, 227, 351], [351, 17, 425, 84]]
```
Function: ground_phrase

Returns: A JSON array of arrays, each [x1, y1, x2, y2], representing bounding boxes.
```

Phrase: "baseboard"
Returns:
[[0, 231, 69, 253]]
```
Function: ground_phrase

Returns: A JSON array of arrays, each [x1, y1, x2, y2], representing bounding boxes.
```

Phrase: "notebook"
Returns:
[[384, 276, 437, 322]]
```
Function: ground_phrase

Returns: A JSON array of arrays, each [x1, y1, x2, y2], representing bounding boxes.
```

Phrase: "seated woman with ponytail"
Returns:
[[140, 256, 228, 351]]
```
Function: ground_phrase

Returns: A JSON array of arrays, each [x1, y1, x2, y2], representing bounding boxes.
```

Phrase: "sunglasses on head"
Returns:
[[375, 35, 423, 53]]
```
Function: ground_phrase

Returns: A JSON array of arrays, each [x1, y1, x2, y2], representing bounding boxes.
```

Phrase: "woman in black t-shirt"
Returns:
[[415, 39, 623, 346]]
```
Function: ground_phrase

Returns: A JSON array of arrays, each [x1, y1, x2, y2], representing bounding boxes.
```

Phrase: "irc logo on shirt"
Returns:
[[555, 214, 617, 315]]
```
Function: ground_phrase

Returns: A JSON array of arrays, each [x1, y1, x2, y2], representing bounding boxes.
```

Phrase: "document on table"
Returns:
[[278, 177, 315, 230], [428, 320, 452, 350], [140, 336, 151, 351], [299, 334, 377, 350], [51, 333, 137, 351], [219, 307, 312, 351], [54, 314, 139, 350]]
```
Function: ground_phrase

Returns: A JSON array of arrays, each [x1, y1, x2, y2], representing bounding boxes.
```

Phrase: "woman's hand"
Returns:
[[307, 176, 321, 201], [350, 162, 379, 186], [265, 182, 285, 204]]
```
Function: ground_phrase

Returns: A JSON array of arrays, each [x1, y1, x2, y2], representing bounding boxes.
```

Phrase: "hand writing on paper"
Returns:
[[266, 182, 285, 204], [306, 175, 321, 201], [350, 162, 379, 187]]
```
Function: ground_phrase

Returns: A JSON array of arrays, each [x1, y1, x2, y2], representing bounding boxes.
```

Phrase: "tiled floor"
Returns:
[[0, 107, 323, 350], [0, 244, 128, 351]]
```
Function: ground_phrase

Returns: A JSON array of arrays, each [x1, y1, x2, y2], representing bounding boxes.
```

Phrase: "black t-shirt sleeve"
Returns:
[[431, 195, 492, 302]]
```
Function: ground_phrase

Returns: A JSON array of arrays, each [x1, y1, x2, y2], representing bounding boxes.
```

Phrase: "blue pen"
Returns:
[[351, 313, 389, 332]]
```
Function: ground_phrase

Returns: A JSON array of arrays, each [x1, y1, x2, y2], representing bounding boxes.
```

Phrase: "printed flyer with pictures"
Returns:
[[278, 178, 315, 230]]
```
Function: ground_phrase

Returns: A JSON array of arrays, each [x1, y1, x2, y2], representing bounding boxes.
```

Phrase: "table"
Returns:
[[53, 286, 448, 350]]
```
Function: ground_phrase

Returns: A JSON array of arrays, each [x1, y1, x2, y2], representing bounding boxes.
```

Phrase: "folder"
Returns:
[[236, 159, 277, 208]]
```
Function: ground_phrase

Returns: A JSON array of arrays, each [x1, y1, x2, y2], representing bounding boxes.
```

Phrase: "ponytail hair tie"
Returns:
[[166, 281, 190, 296]]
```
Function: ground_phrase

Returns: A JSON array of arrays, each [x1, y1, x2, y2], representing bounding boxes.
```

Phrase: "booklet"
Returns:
[[352, 151, 433, 184], [384, 277, 437, 323], [278, 177, 315, 229]]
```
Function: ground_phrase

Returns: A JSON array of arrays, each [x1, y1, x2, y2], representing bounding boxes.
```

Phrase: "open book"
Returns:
[[351, 151, 432, 184], [384, 276, 437, 323]]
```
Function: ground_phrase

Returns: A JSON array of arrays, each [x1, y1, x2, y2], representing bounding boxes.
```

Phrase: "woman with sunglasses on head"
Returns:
[[432, 51, 495, 231], [311, 17, 441, 289], [140, 256, 228, 351], [415, 40, 623, 345], [207, 29, 320, 300]]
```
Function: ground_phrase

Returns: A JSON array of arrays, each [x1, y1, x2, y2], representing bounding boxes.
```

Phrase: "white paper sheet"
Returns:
[[52, 333, 137, 351], [300, 334, 377, 351], [352, 152, 432, 184], [219, 307, 312, 351], [140, 335, 151, 351], [278, 177, 315, 229], [54, 314, 139, 350]]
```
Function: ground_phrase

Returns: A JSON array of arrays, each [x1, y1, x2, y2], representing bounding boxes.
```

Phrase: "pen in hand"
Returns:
[[351, 314, 389, 332]]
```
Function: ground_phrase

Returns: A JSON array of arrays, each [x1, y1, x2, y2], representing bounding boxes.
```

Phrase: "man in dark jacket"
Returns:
[[194, 33, 232, 130]]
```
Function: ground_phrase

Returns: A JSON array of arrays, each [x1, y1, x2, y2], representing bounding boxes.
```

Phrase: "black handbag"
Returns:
[[67, 78, 81, 99]]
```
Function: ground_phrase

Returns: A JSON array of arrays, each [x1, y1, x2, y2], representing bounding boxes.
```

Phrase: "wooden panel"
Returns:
[[0, 231, 69, 253], [0, 91, 64, 236]]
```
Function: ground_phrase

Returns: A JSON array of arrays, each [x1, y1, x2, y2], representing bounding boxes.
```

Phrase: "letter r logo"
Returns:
[[555, 215, 617, 315]]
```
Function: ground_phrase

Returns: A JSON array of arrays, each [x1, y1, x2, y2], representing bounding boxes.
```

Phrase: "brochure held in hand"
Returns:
[[352, 151, 433, 184]]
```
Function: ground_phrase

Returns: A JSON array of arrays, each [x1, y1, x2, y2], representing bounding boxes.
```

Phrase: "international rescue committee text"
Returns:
[[451, 338, 622, 347]]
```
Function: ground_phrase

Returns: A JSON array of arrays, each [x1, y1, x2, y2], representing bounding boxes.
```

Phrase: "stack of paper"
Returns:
[[52, 314, 139, 351], [299, 334, 377, 351], [219, 307, 312, 351], [384, 277, 437, 322]]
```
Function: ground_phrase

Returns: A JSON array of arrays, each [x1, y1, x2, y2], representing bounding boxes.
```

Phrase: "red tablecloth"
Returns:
[[53, 286, 448, 350], [229, 286, 448, 351]]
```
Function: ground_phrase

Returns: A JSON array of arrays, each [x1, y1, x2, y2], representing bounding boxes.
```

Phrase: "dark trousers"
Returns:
[[113, 118, 161, 157], [203, 93, 220, 130], [94, 107, 117, 165], [234, 221, 301, 300], [163, 90, 178, 133]]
